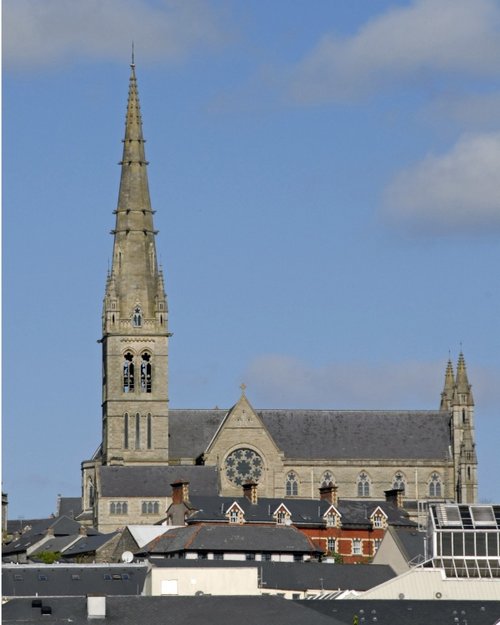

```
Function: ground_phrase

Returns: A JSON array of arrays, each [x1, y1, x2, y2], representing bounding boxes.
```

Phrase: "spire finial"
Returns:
[[240, 382, 247, 397], [131, 42, 135, 68]]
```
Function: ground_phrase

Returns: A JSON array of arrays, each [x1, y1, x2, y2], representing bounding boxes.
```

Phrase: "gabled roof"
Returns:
[[186, 495, 415, 529], [141, 524, 320, 555], [390, 526, 426, 563], [168, 408, 452, 461], [61, 532, 118, 558], [56, 497, 83, 519], [3, 516, 92, 556], [98, 465, 219, 497]]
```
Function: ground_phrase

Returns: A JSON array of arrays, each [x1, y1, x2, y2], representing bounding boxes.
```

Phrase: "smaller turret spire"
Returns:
[[453, 352, 474, 406], [440, 358, 455, 411]]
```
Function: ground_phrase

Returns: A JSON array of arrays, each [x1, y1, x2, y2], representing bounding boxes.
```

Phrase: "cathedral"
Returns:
[[81, 64, 478, 532]]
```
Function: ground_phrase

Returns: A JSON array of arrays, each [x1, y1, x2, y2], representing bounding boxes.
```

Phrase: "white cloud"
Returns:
[[244, 353, 500, 416], [3, 0, 228, 69], [383, 132, 500, 233], [287, 0, 500, 103]]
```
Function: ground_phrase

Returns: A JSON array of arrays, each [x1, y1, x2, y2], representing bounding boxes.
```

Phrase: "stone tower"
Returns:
[[441, 352, 478, 503], [101, 61, 170, 465]]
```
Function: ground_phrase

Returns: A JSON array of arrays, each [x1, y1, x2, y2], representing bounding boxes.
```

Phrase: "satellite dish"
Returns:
[[121, 551, 134, 563]]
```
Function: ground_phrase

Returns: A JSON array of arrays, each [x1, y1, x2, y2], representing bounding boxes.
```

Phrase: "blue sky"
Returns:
[[3, 0, 500, 520]]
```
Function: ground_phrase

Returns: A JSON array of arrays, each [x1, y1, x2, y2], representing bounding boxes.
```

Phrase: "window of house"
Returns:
[[286, 471, 299, 496], [357, 472, 370, 497], [429, 472, 442, 497], [213, 552, 224, 560], [293, 554, 303, 562], [71, 574, 80, 581], [373, 515, 384, 528], [123, 352, 135, 392], [38, 575, 48, 581], [276, 510, 287, 525], [262, 552, 271, 561], [246, 553, 255, 561], [229, 509, 240, 523], [327, 537, 336, 553], [374, 539, 382, 554], [352, 539, 362, 555], [141, 500, 160, 515], [13, 574, 23, 581], [109, 501, 128, 515]]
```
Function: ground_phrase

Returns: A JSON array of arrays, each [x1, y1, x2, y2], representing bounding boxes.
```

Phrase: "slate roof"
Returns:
[[61, 532, 118, 558], [3, 516, 94, 556], [150, 559, 396, 592], [186, 495, 416, 529], [391, 526, 426, 563], [98, 465, 219, 497], [2, 595, 341, 625], [56, 497, 83, 519], [299, 599, 500, 625], [2, 564, 148, 597], [168, 408, 452, 460], [141, 523, 320, 556]]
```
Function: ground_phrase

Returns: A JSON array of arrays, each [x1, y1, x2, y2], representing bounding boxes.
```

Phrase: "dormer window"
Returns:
[[226, 503, 245, 524], [323, 505, 341, 528], [273, 504, 292, 526], [132, 306, 142, 327], [370, 506, 388, 530]]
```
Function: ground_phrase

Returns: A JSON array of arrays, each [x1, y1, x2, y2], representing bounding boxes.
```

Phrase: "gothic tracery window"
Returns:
[[124, 413, 129, 449], [429, 472, 442, 497], [123, 352, 135, 392], [320, 470, 335, 487], [286, 471, 299, 496], [132, 306, 142, 327], [357, 471, 371, 497], [224, 448, 263, 486], [141, 353, 152, 392], [392, 471, 406, 494]]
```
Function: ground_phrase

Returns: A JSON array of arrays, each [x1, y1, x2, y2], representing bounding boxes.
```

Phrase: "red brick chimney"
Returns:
[[171, 480, 190, 505], [319, 482, 338, 506], [243, 481, 258, 504], [384, 488, 404, 508]]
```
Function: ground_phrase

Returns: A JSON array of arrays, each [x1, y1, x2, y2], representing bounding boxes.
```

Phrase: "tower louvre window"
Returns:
[[392, 471, 406, 494], [141, 353, 152, 392], [123, 352, 135, 392]]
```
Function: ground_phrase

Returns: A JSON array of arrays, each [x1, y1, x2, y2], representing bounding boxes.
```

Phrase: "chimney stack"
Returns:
[[243, 481, 258, 505], [384, 488, 404, 508], [171, 480, 190, 505], [87, 595, 106, 619], [319, 482, 338, 506]]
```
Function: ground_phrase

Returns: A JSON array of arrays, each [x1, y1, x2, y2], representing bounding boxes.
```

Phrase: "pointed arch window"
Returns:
[[286, 471, 299, 497], [88, 479, 95, 508], [147, 413, 152, 449], [392, 471, 406, 494], [141, 353, 152, 393], [132, 306, 142, 327], [320, 470, 335, 487], [123, 352, 135, 392], [135, 413, 141, 449], [357, 472, 371, 497], [124, 413, 129, 449], [429, 472, 442, 497]]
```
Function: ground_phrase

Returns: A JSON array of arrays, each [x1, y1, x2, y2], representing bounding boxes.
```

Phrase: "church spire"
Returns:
[[440, 358, 455, 411], [453, 352, 474, 407]]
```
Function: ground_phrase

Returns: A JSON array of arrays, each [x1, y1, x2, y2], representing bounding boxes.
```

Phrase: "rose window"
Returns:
[[224, 448, 263, 486]]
